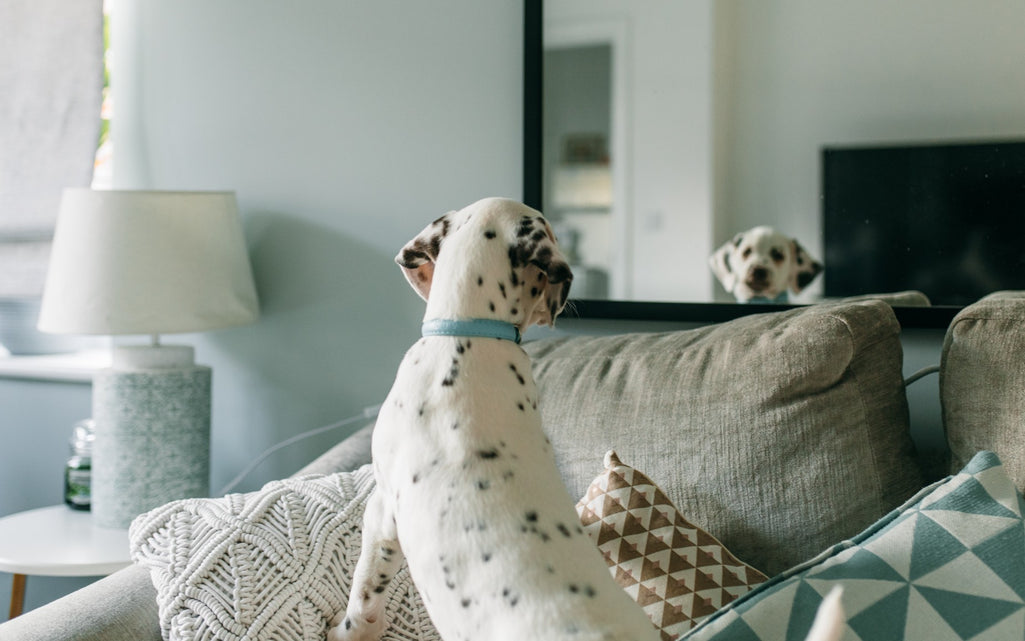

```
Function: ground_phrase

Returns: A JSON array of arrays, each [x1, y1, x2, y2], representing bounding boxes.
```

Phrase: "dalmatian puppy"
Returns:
[[328, 196, 660, 641], [710, 226, 823, 303], [329, 198, 844, 641]]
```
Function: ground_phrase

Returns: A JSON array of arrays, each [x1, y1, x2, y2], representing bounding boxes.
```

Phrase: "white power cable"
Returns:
[[217, 402, 382, 496], [903, 364, 940, 387]]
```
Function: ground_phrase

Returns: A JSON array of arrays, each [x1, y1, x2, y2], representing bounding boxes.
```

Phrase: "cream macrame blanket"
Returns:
[[130, 465, 441, 641]]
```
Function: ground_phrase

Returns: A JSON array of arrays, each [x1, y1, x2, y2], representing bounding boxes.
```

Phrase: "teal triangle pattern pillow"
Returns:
[[683, 451, 1025, 641]]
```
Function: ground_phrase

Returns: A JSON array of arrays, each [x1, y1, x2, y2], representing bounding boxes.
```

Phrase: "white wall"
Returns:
[[110, 0, 525, 492], [715, 0, 1025, 299]]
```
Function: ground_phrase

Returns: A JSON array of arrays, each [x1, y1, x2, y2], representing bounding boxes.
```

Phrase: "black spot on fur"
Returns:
[[484, 230, 497, 239], [525, 511, 538, 522], [517, 218, 535, 237], [517, 402, 525, 411], [477, 276, 484, 286], [427, 235, 442, 261], [478, 449, 499, 460], [477, 480, 490, 490], [398, 247, 430, 268], [441, 361, 459, 387], [489, 302, 496, 312], [548, 261, 572, 284], [482, 553, 492, 562], [456, 343, 465, 354], [499, 283, 507, 298], [502, 587, 520, 607], [530, 286, 539, 297], [374, 585, 385, 594], [510, 271, 520, 287], [533, 245, 553, 267], [557, 523, 572, 538], [344, 618, 352, 630], [461, 599, 471, 608]]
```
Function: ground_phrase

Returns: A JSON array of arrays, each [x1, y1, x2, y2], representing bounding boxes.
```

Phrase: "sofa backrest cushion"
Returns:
[[524, 299, 923, 576], [942, 291, 1025, 490]]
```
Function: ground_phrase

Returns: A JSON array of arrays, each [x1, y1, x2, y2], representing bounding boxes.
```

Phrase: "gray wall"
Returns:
[[110, 0, 526, 494]]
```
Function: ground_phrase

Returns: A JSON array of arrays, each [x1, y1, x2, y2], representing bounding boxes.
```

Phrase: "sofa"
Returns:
[[3, 292, 1024, 640]]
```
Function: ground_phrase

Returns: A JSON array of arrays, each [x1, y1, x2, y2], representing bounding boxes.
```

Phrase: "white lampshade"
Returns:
[[38, 189, 259, 336]]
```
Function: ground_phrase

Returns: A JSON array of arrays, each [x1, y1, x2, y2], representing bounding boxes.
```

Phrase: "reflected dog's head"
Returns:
[[710, 226, 822, 303]]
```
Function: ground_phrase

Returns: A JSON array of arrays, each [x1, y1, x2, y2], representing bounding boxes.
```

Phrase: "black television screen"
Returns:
[[822, 140, 1025, 305]]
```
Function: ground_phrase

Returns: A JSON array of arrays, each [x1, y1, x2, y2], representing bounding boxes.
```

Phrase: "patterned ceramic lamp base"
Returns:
[[92, 346, 211, 529]]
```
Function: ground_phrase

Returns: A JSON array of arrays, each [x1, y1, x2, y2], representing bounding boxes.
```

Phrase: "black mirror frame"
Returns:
[[522, 0, 961, 329]]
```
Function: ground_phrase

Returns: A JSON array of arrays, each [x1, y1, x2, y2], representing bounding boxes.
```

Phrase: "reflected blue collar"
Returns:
[[422, 318, 522, 344], [747, 292, 789, 304]]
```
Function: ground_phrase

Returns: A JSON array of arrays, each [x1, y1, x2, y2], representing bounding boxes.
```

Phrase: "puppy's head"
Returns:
[[710, 226, 822, 302], [396, 197, 573, 328]]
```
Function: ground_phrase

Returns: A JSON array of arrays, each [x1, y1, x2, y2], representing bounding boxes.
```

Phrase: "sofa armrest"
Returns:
[[942, 291, 1025, 489], [0, 565, 159, 641], [294, 421, 374, 476]]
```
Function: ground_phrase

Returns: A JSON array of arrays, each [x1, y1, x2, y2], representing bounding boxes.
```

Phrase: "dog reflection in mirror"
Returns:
[[710, 226, 823, 303]]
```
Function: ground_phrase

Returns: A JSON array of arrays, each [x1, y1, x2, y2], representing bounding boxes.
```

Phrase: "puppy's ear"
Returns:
[[516, 220, 573, 327], [789, 240, 823, 293], [395, 212, 454, 301], [709, 238, 739, 293]]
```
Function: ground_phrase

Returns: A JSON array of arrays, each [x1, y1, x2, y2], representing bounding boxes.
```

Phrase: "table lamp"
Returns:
[[37, 189, 259, 528]]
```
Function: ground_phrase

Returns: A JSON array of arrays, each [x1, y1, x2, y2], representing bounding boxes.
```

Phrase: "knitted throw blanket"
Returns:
[[130, 465, 441, 641]]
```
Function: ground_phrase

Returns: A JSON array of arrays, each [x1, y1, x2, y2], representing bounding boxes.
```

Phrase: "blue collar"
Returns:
[[747, 292, 789, 304], [422, 318, 522, 344]]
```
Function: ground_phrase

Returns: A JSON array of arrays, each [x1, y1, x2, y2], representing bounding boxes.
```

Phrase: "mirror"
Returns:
[[524, 0, 1025, 323]]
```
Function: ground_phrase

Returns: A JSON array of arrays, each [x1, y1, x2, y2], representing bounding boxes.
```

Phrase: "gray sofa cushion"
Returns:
[[942, 291, 1025, 490], [525, 299, 923, 576]]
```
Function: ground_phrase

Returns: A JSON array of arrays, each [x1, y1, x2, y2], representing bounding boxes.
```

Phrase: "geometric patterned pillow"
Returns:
[[130, 465, 441, 641], [576, 451, 769, 641], [684, 450, 1025, 641]]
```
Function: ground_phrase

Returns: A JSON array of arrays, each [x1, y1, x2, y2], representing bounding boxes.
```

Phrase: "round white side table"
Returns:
[[0, 505, 130, 619]]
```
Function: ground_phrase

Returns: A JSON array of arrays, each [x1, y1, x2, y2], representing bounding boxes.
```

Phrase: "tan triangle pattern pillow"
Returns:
[[576, 451, 768, 641]]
